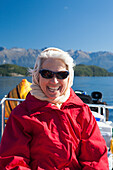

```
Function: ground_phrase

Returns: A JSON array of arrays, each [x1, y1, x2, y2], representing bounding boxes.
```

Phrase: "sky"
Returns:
[[0, 0, 113, 52]]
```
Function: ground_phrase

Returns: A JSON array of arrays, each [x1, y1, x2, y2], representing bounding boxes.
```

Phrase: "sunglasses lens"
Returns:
[[39, 70, 53, 79], [57, 71, 69, 79], [39, 70, 69, 79]]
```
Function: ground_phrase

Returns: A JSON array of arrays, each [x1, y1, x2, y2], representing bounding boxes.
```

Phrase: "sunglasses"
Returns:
[[39, 69, 69, 79]]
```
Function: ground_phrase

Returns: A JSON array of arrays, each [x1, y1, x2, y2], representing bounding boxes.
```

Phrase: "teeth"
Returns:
[[48, 87, 59, 92], [50, 87, 59, 90]]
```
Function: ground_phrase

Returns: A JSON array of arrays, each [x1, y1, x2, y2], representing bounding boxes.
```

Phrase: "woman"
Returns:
[[0, 47, 109, 169]]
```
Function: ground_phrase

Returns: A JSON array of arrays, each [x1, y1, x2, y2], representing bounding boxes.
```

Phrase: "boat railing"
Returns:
[[88, 104, 113, 122], [0, 97, 113, 139], [0, 97, 25, 139]]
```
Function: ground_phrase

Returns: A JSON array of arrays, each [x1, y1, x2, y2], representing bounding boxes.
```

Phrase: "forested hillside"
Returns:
[[0, 64, 29, 76], [74, 64, 113, 76], [0, 64, 113, 77]]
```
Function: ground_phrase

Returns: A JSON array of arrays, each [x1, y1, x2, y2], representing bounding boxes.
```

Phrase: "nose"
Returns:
[[50, 75, 59, 83]]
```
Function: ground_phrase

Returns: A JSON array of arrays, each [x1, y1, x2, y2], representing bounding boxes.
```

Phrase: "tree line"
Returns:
[[0, 64, 113, 77], [74, 64, 113, 76]]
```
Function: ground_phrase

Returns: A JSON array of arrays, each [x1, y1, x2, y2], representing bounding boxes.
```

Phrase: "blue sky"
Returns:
[[0, 0, 113, 52]]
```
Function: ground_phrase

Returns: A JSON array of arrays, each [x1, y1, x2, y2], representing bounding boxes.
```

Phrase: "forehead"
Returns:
[[41, 58, 67, 71]]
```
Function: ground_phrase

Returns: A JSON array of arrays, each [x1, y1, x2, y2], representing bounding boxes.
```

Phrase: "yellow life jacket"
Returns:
[[5, 79, 32, 122]]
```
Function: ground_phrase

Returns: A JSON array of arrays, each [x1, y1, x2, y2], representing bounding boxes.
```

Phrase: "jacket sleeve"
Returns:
[[0, 109, 32, 170], [78, 105, 109, 170]]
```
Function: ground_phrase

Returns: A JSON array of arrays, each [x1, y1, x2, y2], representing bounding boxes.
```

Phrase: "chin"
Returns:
[[47, 94, 60, 100]]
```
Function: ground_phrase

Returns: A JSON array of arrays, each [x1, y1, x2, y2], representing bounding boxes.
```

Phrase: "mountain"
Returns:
[[0, 47, 113, 72], [0, 47, 42, 68], [68, 50, 113, 72]]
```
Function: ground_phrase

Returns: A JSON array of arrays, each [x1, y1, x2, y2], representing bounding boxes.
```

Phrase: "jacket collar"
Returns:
[[61, 88, 84, 108], [25, 88, 84, 113]]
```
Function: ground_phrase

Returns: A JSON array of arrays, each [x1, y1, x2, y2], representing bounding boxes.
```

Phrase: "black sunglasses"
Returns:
[[39, 69, 69, 79]]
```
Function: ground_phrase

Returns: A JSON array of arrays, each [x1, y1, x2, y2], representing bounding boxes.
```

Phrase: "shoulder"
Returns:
[[11, 92, 48, 118], [65, 88, 93, 121], [64, 88, 86, 108]]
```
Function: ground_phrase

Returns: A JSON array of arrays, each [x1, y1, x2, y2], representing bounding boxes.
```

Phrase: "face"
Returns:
[[39, 58, 69, 100]]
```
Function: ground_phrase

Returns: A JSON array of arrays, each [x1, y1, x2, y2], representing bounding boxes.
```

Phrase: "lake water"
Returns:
[[0, 76, 113, 121]]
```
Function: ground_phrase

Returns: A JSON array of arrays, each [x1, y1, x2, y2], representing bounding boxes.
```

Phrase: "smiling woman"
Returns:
[[0, 47, 109, 169], [30, 47, 74, 105]]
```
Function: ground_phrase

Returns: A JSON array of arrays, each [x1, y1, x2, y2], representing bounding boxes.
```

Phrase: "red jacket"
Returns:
[[0, 88, 109, 170]]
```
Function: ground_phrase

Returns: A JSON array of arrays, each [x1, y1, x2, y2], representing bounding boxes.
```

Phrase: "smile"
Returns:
[[47, 86, 60, 92]]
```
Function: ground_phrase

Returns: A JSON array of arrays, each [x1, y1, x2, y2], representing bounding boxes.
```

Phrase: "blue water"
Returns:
[[0, 76, 113, 122], [72, 77, 113, 106]]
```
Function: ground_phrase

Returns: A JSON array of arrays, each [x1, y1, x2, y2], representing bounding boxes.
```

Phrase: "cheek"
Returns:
[[39, 75, 48, 90], [61, 78, 69, 90], [39, 76, 44, 88]]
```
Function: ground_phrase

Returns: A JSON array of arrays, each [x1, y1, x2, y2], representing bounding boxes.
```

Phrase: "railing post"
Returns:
[[98, 106, 101, 114], [102, 106, 106, 122], [0, 97, 25, 140], [1, 102, 5, 138]]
